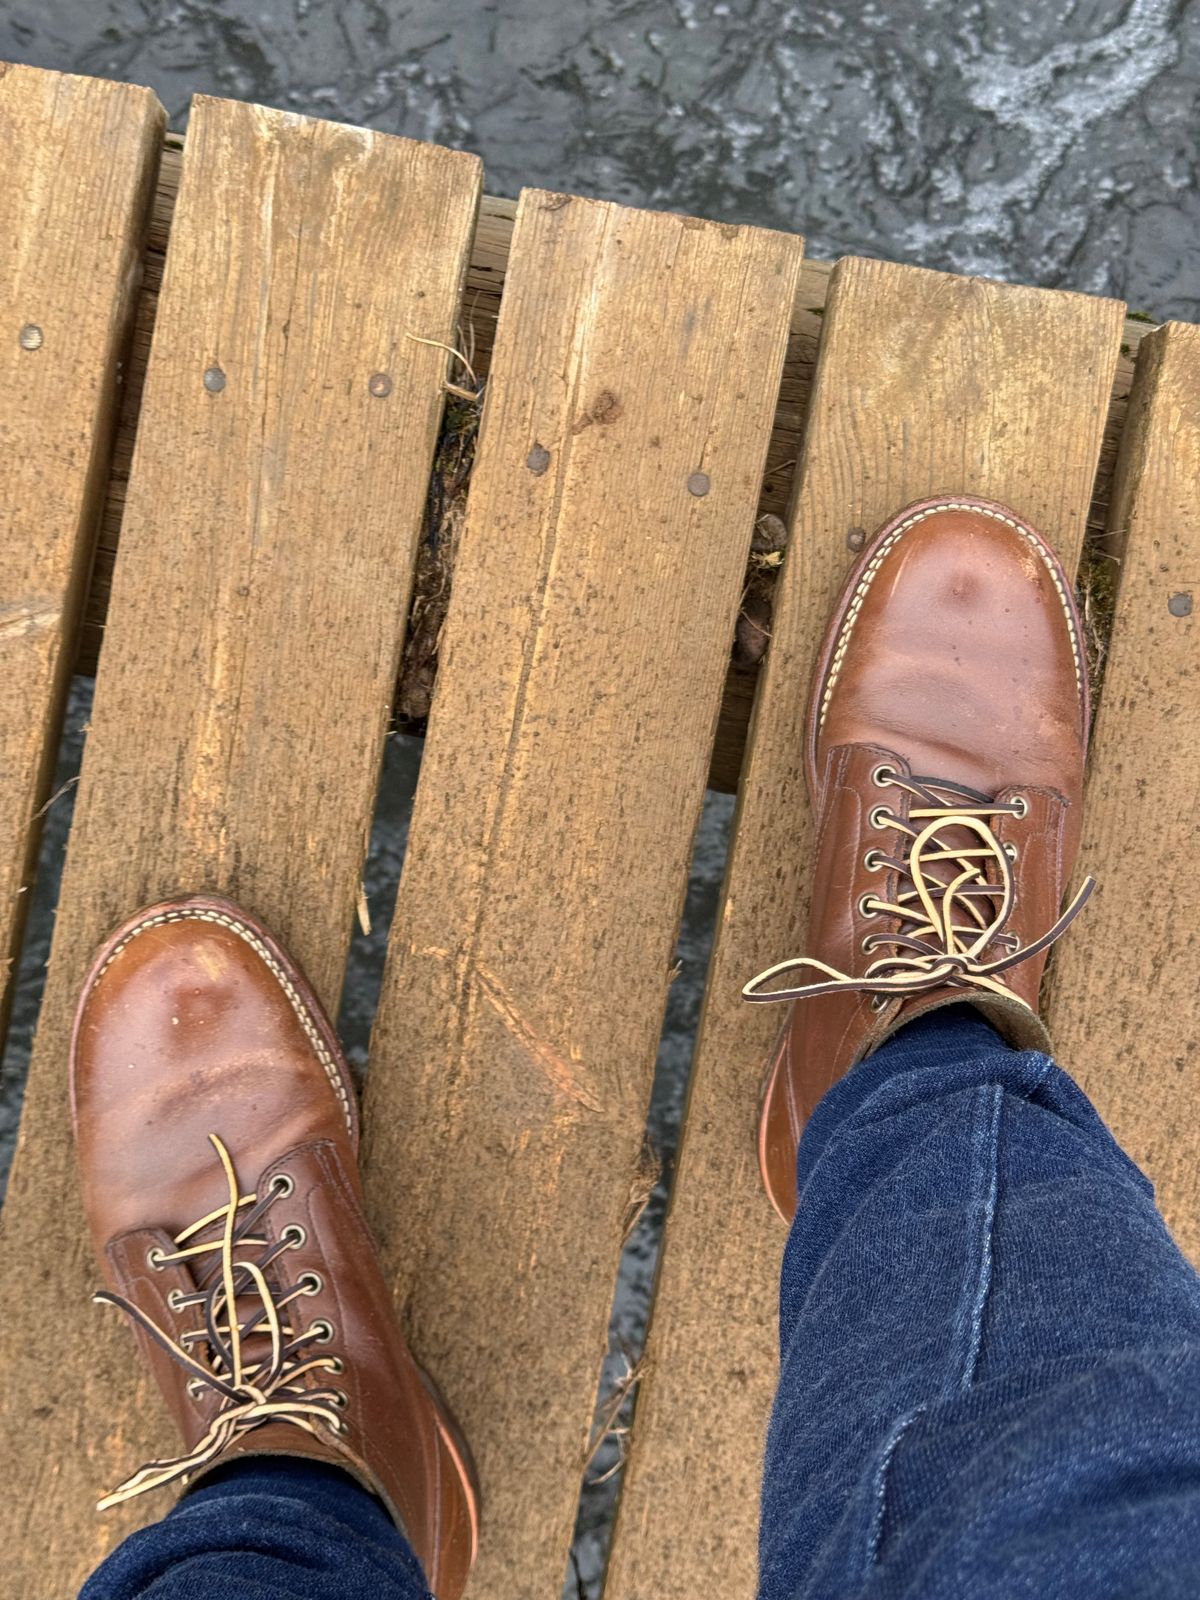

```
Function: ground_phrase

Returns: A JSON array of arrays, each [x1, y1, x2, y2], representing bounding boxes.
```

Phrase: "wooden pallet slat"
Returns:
[[0, 64, 163, 1037], [0, 93, 480, 1597], [605, 259, 1125, 1600], [361, 188, 803, 1600], [1049, 322, 1200, 1259]]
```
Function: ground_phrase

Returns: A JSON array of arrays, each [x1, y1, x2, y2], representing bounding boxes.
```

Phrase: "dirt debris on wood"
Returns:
[[394, 380, 483, 728]]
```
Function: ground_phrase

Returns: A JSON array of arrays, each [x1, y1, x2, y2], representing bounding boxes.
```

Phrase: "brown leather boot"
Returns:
[[748, 496, 1094, 1221], [72, 895, 479, 1597]]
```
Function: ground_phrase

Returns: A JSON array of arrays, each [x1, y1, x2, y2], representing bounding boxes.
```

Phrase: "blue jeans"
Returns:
[[84, 1009, 1200, 1599], [80, 1460, 432, 1599]]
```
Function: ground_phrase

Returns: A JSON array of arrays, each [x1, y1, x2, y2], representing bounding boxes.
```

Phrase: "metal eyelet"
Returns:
[[327, 1356, 345, 1375], [270, 1173, 295, 1198], [1011, 794, 1029, 819], [860, 935, 876, 954], [147, 1246, 166, 1271], [870, 995, 889, 1013], [1003, 842, 1019, 863], [871, 764, 896, 787], [187, 1378, 205, 1399], [281, 1224, 307, 1250], [868, 806, 892, 830], [332, 1389, 348, 1410], [298, 1271, 323, 1296], [166, 1288, 187, 1312], [863, 849, 884, 872], [310, 1319, 335, 1344], [857, 893, 877, 918]]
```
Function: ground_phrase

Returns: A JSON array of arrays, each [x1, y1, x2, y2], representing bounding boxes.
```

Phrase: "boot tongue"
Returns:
[[909, 772, 993, 805], [894, 774, 1006, 946], [186, 1213, 294, 1392]]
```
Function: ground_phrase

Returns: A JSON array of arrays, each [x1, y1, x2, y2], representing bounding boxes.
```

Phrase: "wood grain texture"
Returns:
[[1049, 322, 1200, 1260], [0, 94, 480, 1596], [605, 258, 1124, 1600], [78, 153, 517, 667], [0, 64, 163, 1039], [76, 148, 1158, 793], [361, 188, 803, 1600]]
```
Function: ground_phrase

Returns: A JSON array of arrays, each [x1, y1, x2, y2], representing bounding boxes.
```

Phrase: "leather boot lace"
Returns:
[[743, 768, 1094, 1008], [94, 1133, 345, 1509]]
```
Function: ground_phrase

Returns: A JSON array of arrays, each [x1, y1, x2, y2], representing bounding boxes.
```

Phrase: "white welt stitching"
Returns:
[[95, 909, 354, 1137], [819, 501, 1084, 729]]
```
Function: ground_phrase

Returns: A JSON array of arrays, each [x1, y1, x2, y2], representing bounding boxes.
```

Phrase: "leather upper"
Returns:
[[71, 897, 478, 1599], [757, 497, 1090, 1221]]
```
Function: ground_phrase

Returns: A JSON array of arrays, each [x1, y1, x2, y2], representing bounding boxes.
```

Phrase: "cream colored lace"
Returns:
[[743, 768, 1093, 1008], [94, 1134, 345, 1509]]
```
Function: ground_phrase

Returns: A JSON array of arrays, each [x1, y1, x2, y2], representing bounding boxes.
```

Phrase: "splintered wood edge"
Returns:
[[77, 137, 1156, 793]]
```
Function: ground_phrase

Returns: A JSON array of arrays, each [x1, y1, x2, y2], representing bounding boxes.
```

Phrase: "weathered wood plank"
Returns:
[[606, 258, 1124, 1600], [77, 149, 517, 670], [1048, 322, 1200, 1260], [0, 64, 163, 1038], [77, 151, 1157, 793], [0, 95, 480, 1596], [362, 188, 803, 1600]]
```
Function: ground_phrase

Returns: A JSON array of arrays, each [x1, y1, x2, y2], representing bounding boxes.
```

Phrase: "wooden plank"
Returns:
[[361, 188, 803, 1600], [606, 258, 1124, 1600], [0, 94, 480, 1597], [0, 64, 163, 1037], [76, 150, 1158, 795], [77, 155, 518, 671], [1048, 322, 1200, 1260]]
